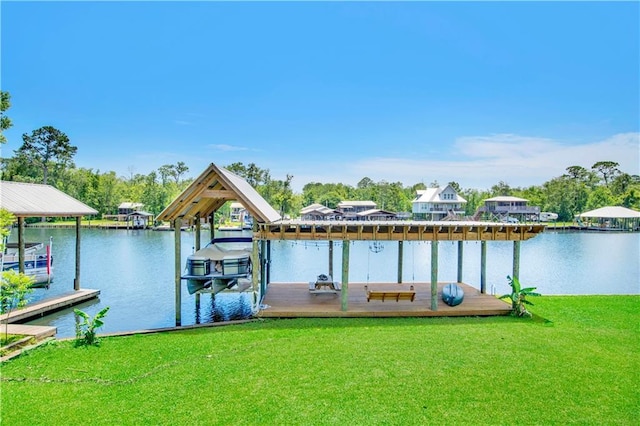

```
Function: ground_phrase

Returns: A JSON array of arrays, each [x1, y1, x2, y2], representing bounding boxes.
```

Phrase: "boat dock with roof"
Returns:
[[157, 164, 547, 325]]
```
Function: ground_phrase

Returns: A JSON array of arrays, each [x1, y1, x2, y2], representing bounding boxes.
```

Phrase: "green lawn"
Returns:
[[1, 296, 638, 425]]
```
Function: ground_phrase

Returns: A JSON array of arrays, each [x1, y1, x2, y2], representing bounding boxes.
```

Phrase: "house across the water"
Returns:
[[477, 196, 540, 222], [412, 185, 467, 221], [300, 203, 342, 221]]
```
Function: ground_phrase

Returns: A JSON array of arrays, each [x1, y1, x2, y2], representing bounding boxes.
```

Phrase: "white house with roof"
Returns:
[[412, 185, 467, 221], [118, 202, 144, 215]]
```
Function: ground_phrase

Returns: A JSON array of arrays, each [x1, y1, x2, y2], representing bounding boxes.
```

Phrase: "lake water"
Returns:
[[12, 227, 640, 337]]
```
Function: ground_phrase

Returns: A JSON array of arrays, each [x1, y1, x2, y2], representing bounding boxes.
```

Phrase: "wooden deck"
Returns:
[[0, 289, 100, 324], [259, 282, 511, 318], [4, 323, 56, 340]]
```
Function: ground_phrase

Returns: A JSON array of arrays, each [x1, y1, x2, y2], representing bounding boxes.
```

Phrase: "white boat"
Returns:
[[182, 237, 252, 294], [1, 238, 54, 288]]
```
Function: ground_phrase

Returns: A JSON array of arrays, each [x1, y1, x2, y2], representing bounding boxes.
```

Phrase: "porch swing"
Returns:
[[364, 240, 416, 302]]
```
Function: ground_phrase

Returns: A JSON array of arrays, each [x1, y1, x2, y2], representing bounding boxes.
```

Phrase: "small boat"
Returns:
[[1, 238, 54, 288], [182, 237, 252, 294], [442, 283, 464, 307]]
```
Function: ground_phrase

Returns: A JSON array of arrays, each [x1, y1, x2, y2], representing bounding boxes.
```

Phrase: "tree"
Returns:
[[592, 161, 620, 187], [357, 177, 374, 189], [0, 91, 12, 144], [158, 164, 174, 185], [447, 181, 462, 193], [16, 126, 77, 185], [565, 165, 591, 182], [491, 181, 512, 196], [173, 161, 189, 184], [585, 186, 614, 210]]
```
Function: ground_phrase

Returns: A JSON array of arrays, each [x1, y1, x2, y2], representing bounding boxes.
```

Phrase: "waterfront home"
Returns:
[[337, 200, 377, 220], [478, 196, 540, 222], [412, 185, 467, 220], [300, 203, 342, 221], [356, 208, 398, 221], [229, 202, 246, 222], [118, 202, 144, 216]]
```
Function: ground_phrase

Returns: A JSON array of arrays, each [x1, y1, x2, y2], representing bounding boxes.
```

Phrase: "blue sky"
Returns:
[[2, 1, 638, 192]]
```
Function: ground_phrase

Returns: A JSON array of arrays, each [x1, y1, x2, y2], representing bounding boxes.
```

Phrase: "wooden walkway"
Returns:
[[4, 323, 56, 340], [0, 289, 100, 324], [259, 282, 511, 318]]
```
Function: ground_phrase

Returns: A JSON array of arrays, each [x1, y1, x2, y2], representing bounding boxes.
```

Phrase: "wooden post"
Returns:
[[397, 241, 404, 283], [266, 240, 272, 284], [195, 293, 201, 324], [430, 241, 438, 311], [480, 241, 487, 294], [260, 240, 267, 297], [209, 213, 215, 242], [75, 216, 81, 290], [252, 237, 260, 310], [328, 240, 334, 278], [512, 240, 521, 281], [457, 241, 463, 283], [174, 217, 182, 326], [341, 240, 350, 312], [195, 213, 201, 251], [17, 217, 25, 274]]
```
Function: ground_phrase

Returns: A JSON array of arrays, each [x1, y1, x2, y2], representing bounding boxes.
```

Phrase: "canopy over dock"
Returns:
[[577, 206, 640, 231], [158, 164, 547, 325], [0, 181, 98, 291]]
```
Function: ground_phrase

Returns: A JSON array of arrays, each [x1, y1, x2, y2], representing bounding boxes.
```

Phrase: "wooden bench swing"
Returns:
[[364, 285, 416, 302]]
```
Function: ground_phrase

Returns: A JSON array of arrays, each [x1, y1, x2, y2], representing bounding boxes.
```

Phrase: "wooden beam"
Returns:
[[328, 240, 334, 278], [195, 213, 201, 251], [75, 217, 81, 290], [397, 241, 404, 283], [209, 213, 215, 242], [174, 218, 182, 326], [252, 238, 260, 310], [513, 240, 521, 281], [480, 241, 487, 294], [431, 241, 438, 311], [260, 240, 267, 299], [266, 240, 272, 284], [17, 217, 25, 274], [341, 241, 350, 312], [200, 189, 235, 199], [457, 241, 463, 283]]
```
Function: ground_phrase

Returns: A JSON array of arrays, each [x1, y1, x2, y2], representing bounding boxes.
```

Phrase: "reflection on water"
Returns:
[[12, 227, 639, 338]]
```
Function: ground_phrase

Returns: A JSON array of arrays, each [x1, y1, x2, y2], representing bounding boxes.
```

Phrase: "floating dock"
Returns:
[[0, 289, 100, 324]]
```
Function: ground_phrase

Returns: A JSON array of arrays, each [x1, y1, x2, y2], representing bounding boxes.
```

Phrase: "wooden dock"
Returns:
[[0, 289, 100, 324], [259, 282, 511, 318], [4, 323, 56, 340]]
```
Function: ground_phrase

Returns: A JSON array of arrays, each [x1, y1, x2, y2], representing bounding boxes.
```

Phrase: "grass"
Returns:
[[1, 296, 638, 425]]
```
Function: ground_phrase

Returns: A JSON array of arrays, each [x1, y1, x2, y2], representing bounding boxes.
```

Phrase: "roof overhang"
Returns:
[[0, 181, 98, 217], [156, 163, 281, 224]]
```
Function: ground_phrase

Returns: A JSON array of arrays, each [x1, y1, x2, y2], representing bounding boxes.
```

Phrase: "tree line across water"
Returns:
[[1, 91, 639, 222]]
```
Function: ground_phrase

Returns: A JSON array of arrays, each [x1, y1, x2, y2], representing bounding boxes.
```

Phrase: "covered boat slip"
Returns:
[[157, 164, 547, 325], [256, 220, 545, 315], [260, 282, 511, 318]]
